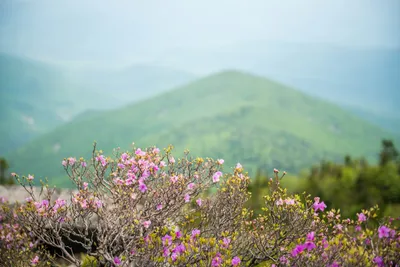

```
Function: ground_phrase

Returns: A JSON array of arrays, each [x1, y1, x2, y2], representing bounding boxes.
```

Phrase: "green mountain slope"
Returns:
[[6, 70, 395, 187], [0, 53, 195, 154]]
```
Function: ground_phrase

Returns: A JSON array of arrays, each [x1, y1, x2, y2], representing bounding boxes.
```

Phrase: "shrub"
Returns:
[[1, 143, 399, 266]]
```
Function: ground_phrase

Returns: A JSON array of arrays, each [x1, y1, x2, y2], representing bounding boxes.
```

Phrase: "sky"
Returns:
[[0, 0, 399, 65]]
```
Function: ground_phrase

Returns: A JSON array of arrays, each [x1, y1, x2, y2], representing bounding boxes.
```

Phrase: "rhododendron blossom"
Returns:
[[2, 143, 398, 267]]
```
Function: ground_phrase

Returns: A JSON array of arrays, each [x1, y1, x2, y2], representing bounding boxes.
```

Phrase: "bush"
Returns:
[[1, 143, 399, 266]]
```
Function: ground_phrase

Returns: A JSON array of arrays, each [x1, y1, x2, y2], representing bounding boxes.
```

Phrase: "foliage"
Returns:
[[295, 139, 400, 219], [1, 143, 399, 266], [0, 157, 15, 185]]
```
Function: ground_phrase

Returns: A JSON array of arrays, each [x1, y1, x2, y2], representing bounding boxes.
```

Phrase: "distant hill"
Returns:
[[0, 53, 195, 153], [5, 70, 395, 187], [154, 42, 400, 132]]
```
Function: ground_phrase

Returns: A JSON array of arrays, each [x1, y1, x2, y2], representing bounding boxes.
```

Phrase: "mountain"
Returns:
[[0, 53, 195, 154], [153, 42, 400, 132], [5, 70, 396, 188]]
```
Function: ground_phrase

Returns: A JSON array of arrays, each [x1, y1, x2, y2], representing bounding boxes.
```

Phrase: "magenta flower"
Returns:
[[304, 241, 316, 251], [171, 252, 178, 262], [31, 256, 39, 265], [196, 198, 202, 207], [378, 225, 391, 238], [117, 163, 125, 169], [307, 231, 315, 241], [330, 261, 340, 267], [213, 171, 223, 183], [373, 256, 384, 267], [81, 161, 87, 167], [162, 234, 173, 246], [156, 204, 163, 210], [313, 199, 327, 212], [357, 212, 367, 222], [139, 183, 148, 193], [232, 256, 241, 266], [191, 229, 200, 238], [184, 193, 190, 203], [175, 231, 182, 239], [113, 256, 121, 266], [211, 253, 222, 267], [291, 244, 305, 257]]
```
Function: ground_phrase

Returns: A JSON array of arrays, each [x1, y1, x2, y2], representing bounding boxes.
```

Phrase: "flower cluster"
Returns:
[[1, 143, 399, 266]]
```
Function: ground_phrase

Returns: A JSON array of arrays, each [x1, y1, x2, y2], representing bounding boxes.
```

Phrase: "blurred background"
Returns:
[[0, 0, 399, 218]]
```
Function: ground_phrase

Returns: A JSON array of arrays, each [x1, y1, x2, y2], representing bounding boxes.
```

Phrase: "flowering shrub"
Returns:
[[0, 143, 399, 266]]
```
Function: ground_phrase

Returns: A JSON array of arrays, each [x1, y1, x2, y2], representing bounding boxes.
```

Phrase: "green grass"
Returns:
[[5, 70, 397, 187]]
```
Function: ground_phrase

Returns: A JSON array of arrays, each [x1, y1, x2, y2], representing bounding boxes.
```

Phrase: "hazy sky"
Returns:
[[0, 0, 399, 64]]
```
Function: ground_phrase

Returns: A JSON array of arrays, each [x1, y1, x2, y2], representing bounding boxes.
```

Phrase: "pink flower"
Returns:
[[187, 183, 195, 190], [213, 171, 223, 183], [169, 157, 175, 164], [170, 175, 178, 183], [31, 256, 39, 265], [217, 159, 224, 165], [83, 182, 88, 190], [135, 148, 146, 156], [285, 198, 295, 205], [357, 213, 367, 222], [95, 199, 103, 208], [196, 198, 202, 207], [160, 161, 166, 168], [184, 194, 190, 203], [236, 163, 242, 169], [68, 157, 76, 166], [27, 174, 34, 181], [11, 172, 16, 177], [121, 153, 129, 161], [142, 220, 151, 229], [62, 160, 67, 167], [81, 161, 87, 167], [171, 252, 178, 262], [276, 198, 284, 206], [222, 237, 231, 248], [153, 148, 160, 154], [378, 225, 391, 239], [156, 204, 163, 210]]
